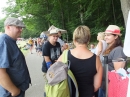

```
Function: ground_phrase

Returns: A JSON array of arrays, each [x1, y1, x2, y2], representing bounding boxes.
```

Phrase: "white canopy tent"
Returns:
[[41, 25, 67, 35], [40, 31, 49, 35], [48, 25, 68, 42], [48, 25, 67, 34], [41, 25, 68, 42]]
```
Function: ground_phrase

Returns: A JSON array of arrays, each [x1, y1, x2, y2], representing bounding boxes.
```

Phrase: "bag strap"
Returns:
[[62, 50, 71, 69], [62, 50, 68, 64], [62, 50, 79, 97]]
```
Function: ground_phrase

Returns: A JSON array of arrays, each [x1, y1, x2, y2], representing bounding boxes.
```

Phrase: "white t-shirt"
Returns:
[[89, 48, 96, 53], [57, 38, 64, 46]]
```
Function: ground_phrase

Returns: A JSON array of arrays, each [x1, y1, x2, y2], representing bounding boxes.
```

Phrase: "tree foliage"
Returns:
[[0, 18, 5, 32], [0, 0, 125, 41]]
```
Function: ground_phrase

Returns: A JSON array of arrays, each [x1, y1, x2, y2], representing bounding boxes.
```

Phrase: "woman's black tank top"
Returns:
[[68, 50, 97, 97]]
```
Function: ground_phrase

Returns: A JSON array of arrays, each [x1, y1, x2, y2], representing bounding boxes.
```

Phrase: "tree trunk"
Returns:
[[120, 0, 130, 26], [67, 0, 70, 23], [59, 0, 65, 29], [80, 4, 84, 24], [46, 0, 51, 27]]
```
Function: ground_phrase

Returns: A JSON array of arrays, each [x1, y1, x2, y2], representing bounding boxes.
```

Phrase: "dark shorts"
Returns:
[[38, 48, 42, 51], [17, 90, 25, 97]]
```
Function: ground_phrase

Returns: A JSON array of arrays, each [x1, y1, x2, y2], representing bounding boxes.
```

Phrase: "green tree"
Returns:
[[0, 18, 5, 32], [2, 0, 125, 41]]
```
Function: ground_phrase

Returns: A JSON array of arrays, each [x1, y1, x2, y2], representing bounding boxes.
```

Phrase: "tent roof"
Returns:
[[48, 25, 67, 34], [41, 25, 67, 37]]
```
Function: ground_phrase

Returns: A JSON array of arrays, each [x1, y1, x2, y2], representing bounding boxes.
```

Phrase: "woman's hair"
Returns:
[[73, 25, 91, 44], [104, 34, 123, 55], [98, 32, 105, 40]]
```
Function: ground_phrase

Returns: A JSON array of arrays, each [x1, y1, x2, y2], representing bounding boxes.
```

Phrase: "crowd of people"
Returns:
[[0, 17, 128, 97]]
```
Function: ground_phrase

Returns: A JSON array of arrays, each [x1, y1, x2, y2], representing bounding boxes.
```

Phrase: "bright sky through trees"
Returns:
[[0, 0, 8, 19]]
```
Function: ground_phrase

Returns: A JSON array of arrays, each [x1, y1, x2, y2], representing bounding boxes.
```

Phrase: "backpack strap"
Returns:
[[62, 50, 79, 97], [68, 70, 79, 97], [62, 50, 68, 64]]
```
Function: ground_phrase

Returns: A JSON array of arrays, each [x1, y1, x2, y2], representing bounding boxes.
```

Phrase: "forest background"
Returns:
[[0, 0, 130, 42]]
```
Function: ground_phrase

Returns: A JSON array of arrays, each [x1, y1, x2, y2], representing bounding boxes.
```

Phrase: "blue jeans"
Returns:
[[98, 88, 105, 97]]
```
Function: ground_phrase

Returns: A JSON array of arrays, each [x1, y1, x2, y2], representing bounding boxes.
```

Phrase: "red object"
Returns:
[[108, 71, 129, 97], [105, 29, 120, 34]]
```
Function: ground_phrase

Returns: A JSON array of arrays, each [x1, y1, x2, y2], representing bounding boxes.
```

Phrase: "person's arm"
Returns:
[[57, 53, 63, 62], [113, 61, 126, 70], [44, 56, 52, 63], [43, 56, 52, 69], [93, 56, 103, 92], [110, 47, 127, 70], [96, 41, 103, 56], [42, 42, 52, 68], [0, 68, 20, 96], [0, 43, 20, 96]]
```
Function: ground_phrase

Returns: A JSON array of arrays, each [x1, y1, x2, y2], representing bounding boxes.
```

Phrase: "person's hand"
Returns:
[[11, 88, 21, 97]]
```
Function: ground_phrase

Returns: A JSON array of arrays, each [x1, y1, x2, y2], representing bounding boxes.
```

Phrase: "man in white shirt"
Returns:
[[57, 31, 65, 47], [89, 43, 96, 53]]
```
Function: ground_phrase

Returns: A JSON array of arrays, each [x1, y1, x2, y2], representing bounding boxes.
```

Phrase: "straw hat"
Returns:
[[48, 25, 67, 34], [105, 25, 122, 36], [48, 28, 59, 36]]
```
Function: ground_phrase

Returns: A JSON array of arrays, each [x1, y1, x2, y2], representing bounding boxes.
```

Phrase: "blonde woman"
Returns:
[[95, 32, 107, 63], [58, 25, 103, 97], [95, 32, 107, 97]]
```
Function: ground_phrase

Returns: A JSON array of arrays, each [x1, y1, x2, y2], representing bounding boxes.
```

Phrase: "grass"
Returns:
[[17, 41, 29, 56]]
